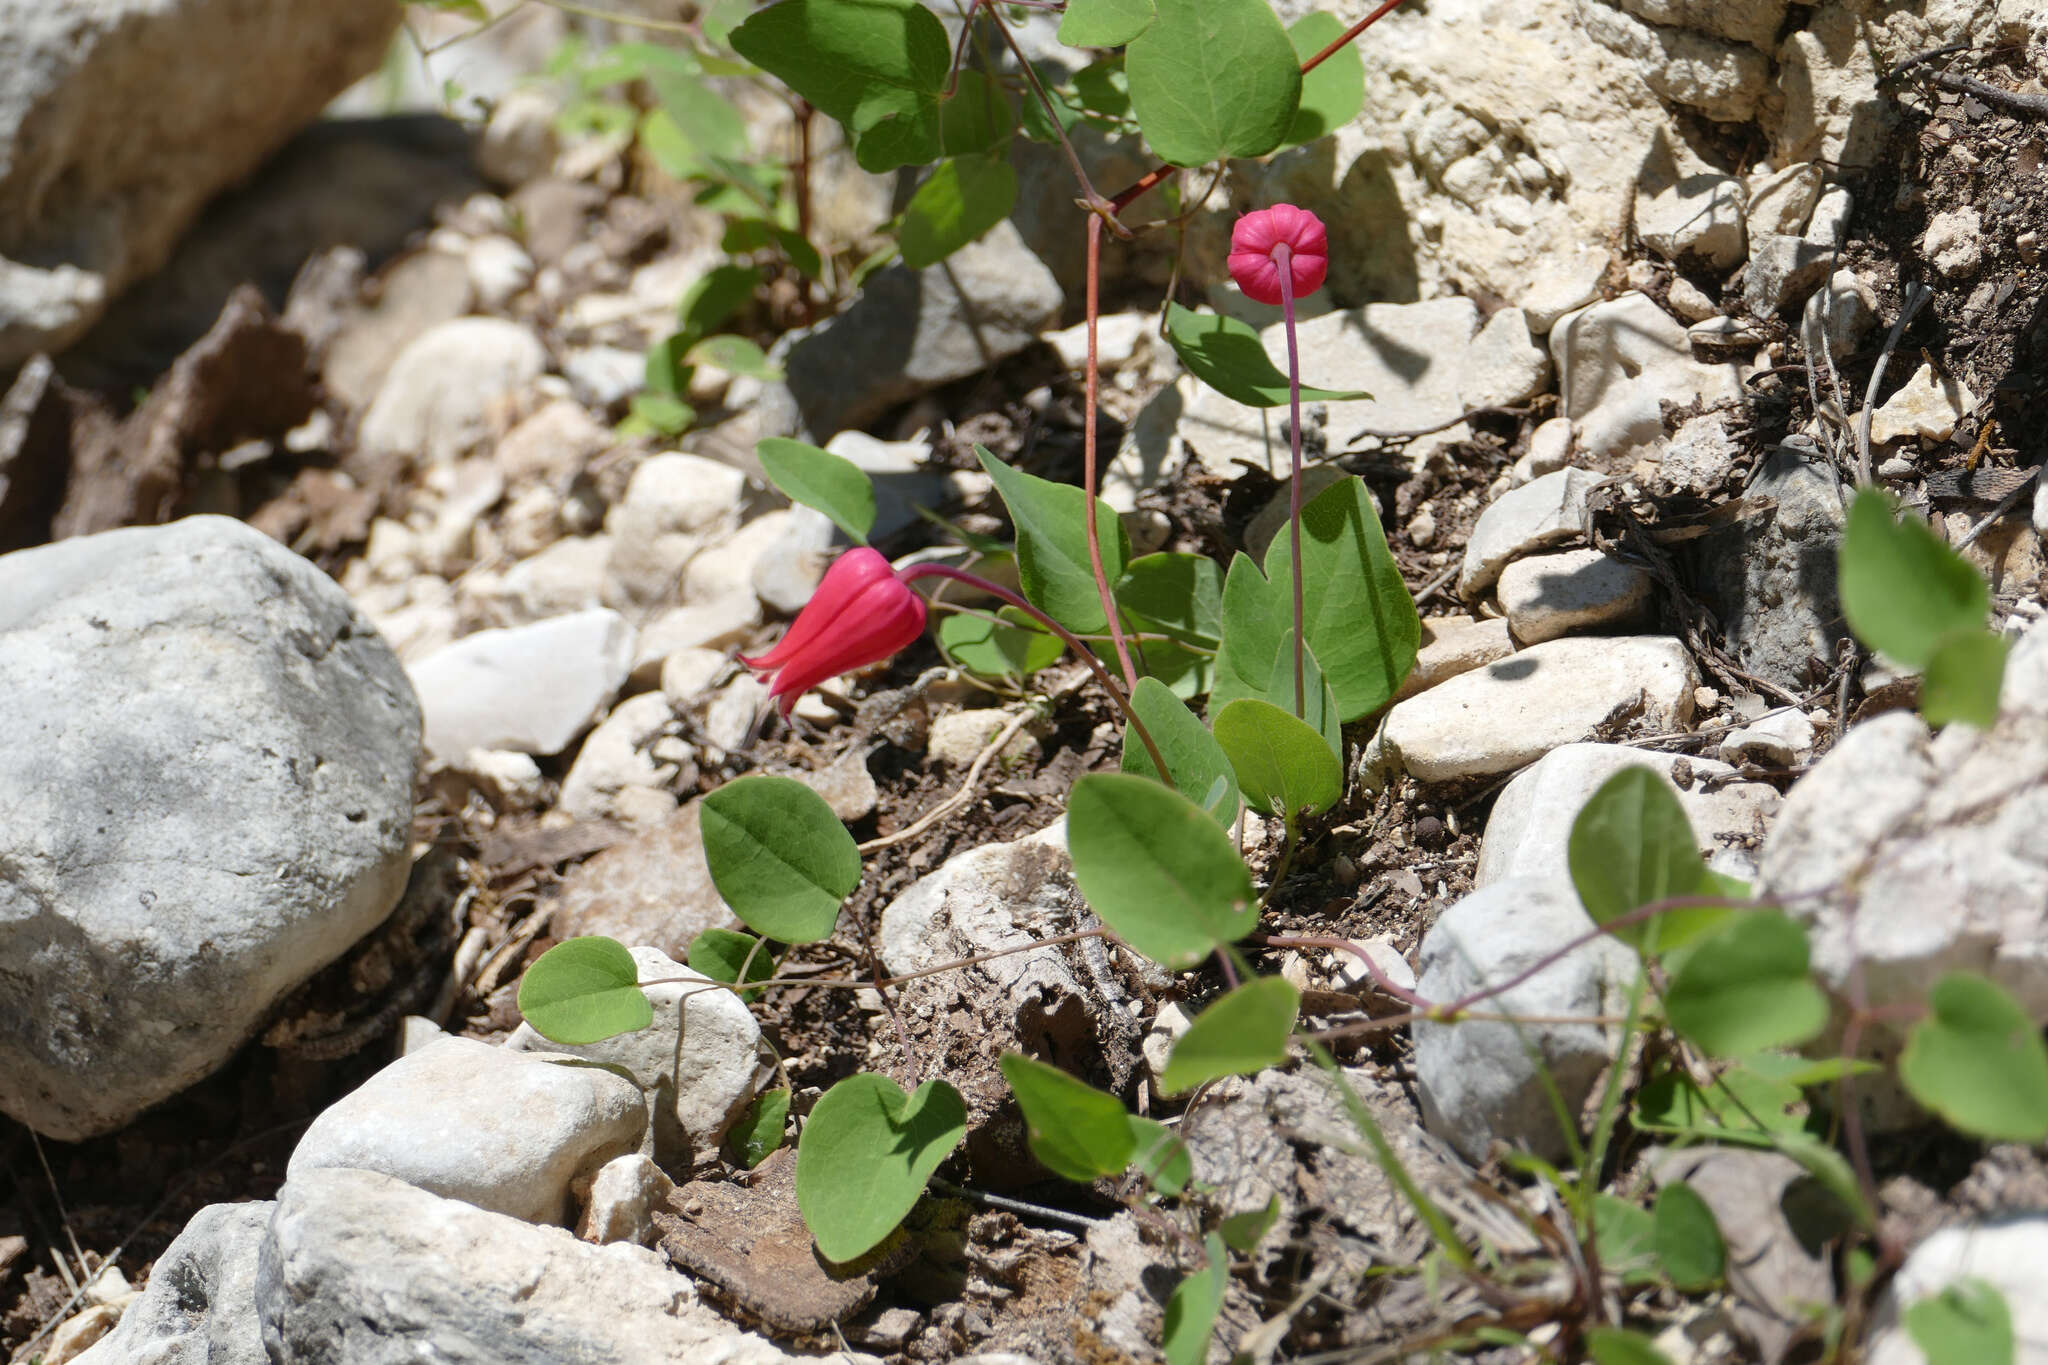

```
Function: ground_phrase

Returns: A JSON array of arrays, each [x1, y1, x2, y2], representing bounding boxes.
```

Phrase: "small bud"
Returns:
[[1228, 203, 1329, 306]]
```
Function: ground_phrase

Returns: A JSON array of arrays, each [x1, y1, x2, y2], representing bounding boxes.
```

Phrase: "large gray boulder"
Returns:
[[0, 0, 402, 368], [0, 516, 420, 1138]]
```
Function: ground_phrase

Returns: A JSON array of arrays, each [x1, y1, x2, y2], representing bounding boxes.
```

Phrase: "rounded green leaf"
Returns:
[[1120, 677, 1240, 826], [1212, 698, 1341, 825], [1125, 0, 1301, 165], [517, 936, 654, 1045], [700, 776, 861, 944], [1159, 978, 1299, 1095], [1653, 1181, 1726, 1290], [1219, 1194, 1281, 1254], [728, 0, 950, 173], [728, 1086, 791, 1169], [999, 1053, 1136, 1182], [1067, 773, 1256, 969], [796, 1074, 967, 1262], [975, 445, 1129, 635], [675, 263, 763, 344], [1590, 1193, 1657, 1281], [1262, 476, 1419, 722], [1059, 0, 1155, 47], [1127, 1115, 1190, 1195], [938, 606, 1063, 681], [687, 927, 775, 1003], [1568, 767, 1738, 954], [1163, 303, 1369, 408], [1117, 552, 1223, 648], [756, 438, 876, 543], [1922, 629, 2008, 728], [1283, 11, 1366, 146], [1162, 1233, 1228, 1365], [1905, 1279, 2015, 1365], [686, 334, 783, 382], [1901, 972, 2048, 1142], [899, 156, 1018, 269], [1841, 488, 1991, 669], [937, 70, 1018, 156], [1665, 912, 1829, 1057], [1584, 1328, 1675, 1365]]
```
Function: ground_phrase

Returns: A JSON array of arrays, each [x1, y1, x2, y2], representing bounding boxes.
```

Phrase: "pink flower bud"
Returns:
[[740, 547, 927, 716], [1228, 203, 1329, 307]]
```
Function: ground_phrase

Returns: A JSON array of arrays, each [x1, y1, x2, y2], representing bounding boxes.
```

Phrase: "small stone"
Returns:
[[928, 708, 1042, 768], [1525, 417, 1574, 478], [1746, 163, 1822, 238], [1412, 877, 1637, 1163], [702, 674, 771, 752], [1497, 548, 1655, 644], [1520, 247, 1610, 334], [561, 345, 644, 410], [357, 318, 547, 466], [63, 1203, 268, 1365], [399, 1016, 445, 1057], [1046, 313, 1152, 374], [1459, 306, 1552, 408], [1719, 705, 1815, 766], [409, 609, 635, 760], [630, 594, 762, 678], [505, 946, 772, 1167], [1141, 1002, 1192, 1078], [1743, 233, 1833, 316], [1657, 410, 1742, 495], [604, 453, 748, 608], [752, 506, 837, 616], [467, 236, 535, 310], [44, 1304, 119, 1363], [495, 399, 611, 486], [661, 648, 731, 708], [1406, 507, 1437, 548], [1328, 937, 1417, 1005], [1392, 615, 1516, 703], [289, 1036, 646, 1226], [1457, 467, 1597, 599], [1553, 293, 1744, 459], [483, 534, 612, 623], [1806, 184, 1853, 248], [1922, 206, 1983, 279], [1687, 315, 1765, 348], [459, 748, 547, 811], [1869, 363, 1974, 445], [1877, 455, 1916, 480], [1637, 173, 1747, 269], [823, 430, 978, 540], [577, 1154, 676, 1248], [1374, 636, 1697, 783], [559, 693, 679, 825], [1800, 268, 1877, 360], [478, 87, 562, 188], [2020, 230, 2042, 266], [1666, 276, 1719, 322]]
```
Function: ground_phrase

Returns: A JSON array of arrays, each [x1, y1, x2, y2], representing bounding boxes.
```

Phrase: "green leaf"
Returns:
[[796, 1074, 967, 1262], [639, 108, 707, 180], [1162, 1234, 1229, 1365], [1262, 631, 1342, 758], [1125, 0, 1302, 165], [675, 264, 763, 343], [899, 156, 1018, 269], [620, 393, 694, 438], [1569, 767, 1738, 955], [1665, 912, 1829, 1057], [644, 333, 692, 397], [517, 937, 653, 1045], [646, 54, 751, 162], [1262, 476, 1419, 721], [1840, 488, 1991, 669], [1219, 1194, 1281, 1253], [721, 218, 824, 279], [756, 438, 877, 543], [1117, 552, 1223, 648], [699, 776, 861, 944], [1127, 1115, 1191, 1196], [1212, 698, 1342, 827], [937, 70, 1017, 156], [1282, 12, 1365, 146], [1058, 0, 1155, 47], [975, 445, 1130, 635], [686, 334, 782, 381], [1164, 303, 1368, 408], [1900, 972, 2048, 1142], [1922, 629, 2008, 728], [1067, 772, 1256, 970], [939, 607, 1063, 680], [1121, 677, 1240, 825], [1905, 1279, 2015, 1365], [1584, 1328, 1675, 1365], [1591, 1193, 1658, 1281], [728, 1086, 791, 1168], [687, 927, 775, 1003], [1653, 1182, 1726, 1290], [1159, 978, 1299, 1095], [1211, 551, 1287, 715], [999, 1053, 1136, 1182], [728, 0, 951, 172], [1632, 1056, 1809, 1138]]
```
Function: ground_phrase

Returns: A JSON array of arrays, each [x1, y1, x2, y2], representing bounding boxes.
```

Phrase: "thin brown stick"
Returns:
[[858, 707, 1037, 853]]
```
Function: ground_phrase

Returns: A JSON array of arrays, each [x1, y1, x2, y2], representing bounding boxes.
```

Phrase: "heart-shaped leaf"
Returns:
[[687, 927, 775, 1003], [1841, 488, 1990, 669], [1665, 911, 1829, 1057], [1125, 0, 1300, 165], [1059, 0, 1155, 47], [1922, 629, 2008, 728], [517, 936, 653, 1045], [999, 1053, 1135, 1182], [1159, 977, 1299, 1095], [728, 0, 950, 172], [1569, 767, 1740, 954], [728, 1086, 790, 1169], [1282, 11, 1365, 146], [757, 438, 876, 543], [1901, 972, 2048, 1142], [700, 776, 861, 944], [796, 1073, 967, 1262], [1212, 697, 1341, 828], [1653, 1181, 1725, 1290], [1162, 1233, 1229, 1365], [1127, 1115, 1190, 1195], [1262, 476, 1418, 721], [1067, 773, 1256, 969], [976, 445, 1130, 635], [1164, 303, 1369, 408], [1120, 677, 1240, 825], [1905, 1279, 2015, 1365], [939, 606, 1063, 681], [899, 155, 1017, 269]]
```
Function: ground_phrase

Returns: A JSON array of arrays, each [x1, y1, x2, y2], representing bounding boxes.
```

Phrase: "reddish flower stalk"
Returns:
[[743, 549, 1168, 780], [1229, 204, 1329, 719], [1081, 212, 1140, 695]]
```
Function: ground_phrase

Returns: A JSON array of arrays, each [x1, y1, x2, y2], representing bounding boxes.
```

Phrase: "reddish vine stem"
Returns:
[[1082, 212, 1142, 693], [1274, 239, 1306, 718], [900, 562, 1169, 778]]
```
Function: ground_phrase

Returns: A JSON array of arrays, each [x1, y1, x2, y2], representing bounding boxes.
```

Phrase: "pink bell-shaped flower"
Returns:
[[1228, 203, 1329, 306], [740, 547, 927, 715]]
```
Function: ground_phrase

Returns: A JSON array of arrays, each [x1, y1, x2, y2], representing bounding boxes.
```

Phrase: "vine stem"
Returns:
[[1275, 240, 1306, 718], [1083, 212, 1141, 693], [898, 562, 1169, 780]]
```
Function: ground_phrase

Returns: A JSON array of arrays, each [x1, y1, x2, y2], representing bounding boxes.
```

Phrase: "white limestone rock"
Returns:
[[409, 609, 634, 760]]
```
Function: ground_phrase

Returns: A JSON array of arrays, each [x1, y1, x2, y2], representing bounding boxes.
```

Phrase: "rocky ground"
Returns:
[[2, 0, 2047, 1362]]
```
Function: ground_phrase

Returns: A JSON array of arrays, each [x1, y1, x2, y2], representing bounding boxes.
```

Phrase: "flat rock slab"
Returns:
[[408, 607, 634, 759], [655, 1149, 909, 1334], [1374, 636, 1697, 783], [0, 516, 419, 1139], [1458, 467, 1597, 600], [1498, 547, 1654, 643]]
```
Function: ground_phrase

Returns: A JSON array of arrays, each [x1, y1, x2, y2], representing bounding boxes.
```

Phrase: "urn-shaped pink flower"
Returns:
[[741, 547, 927, 715], [1228, 203, 1329, 306]]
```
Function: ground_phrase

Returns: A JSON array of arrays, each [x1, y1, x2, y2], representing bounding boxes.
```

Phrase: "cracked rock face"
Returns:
[[0, 516, 421, 1139], [1761, 617, 2048, 1118]]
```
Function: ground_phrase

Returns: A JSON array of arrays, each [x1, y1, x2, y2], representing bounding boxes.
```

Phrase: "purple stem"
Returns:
[[1082, 214, 1141, 693], [899, 562, 1169, 781], [1274, 241, 1306, 719]]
